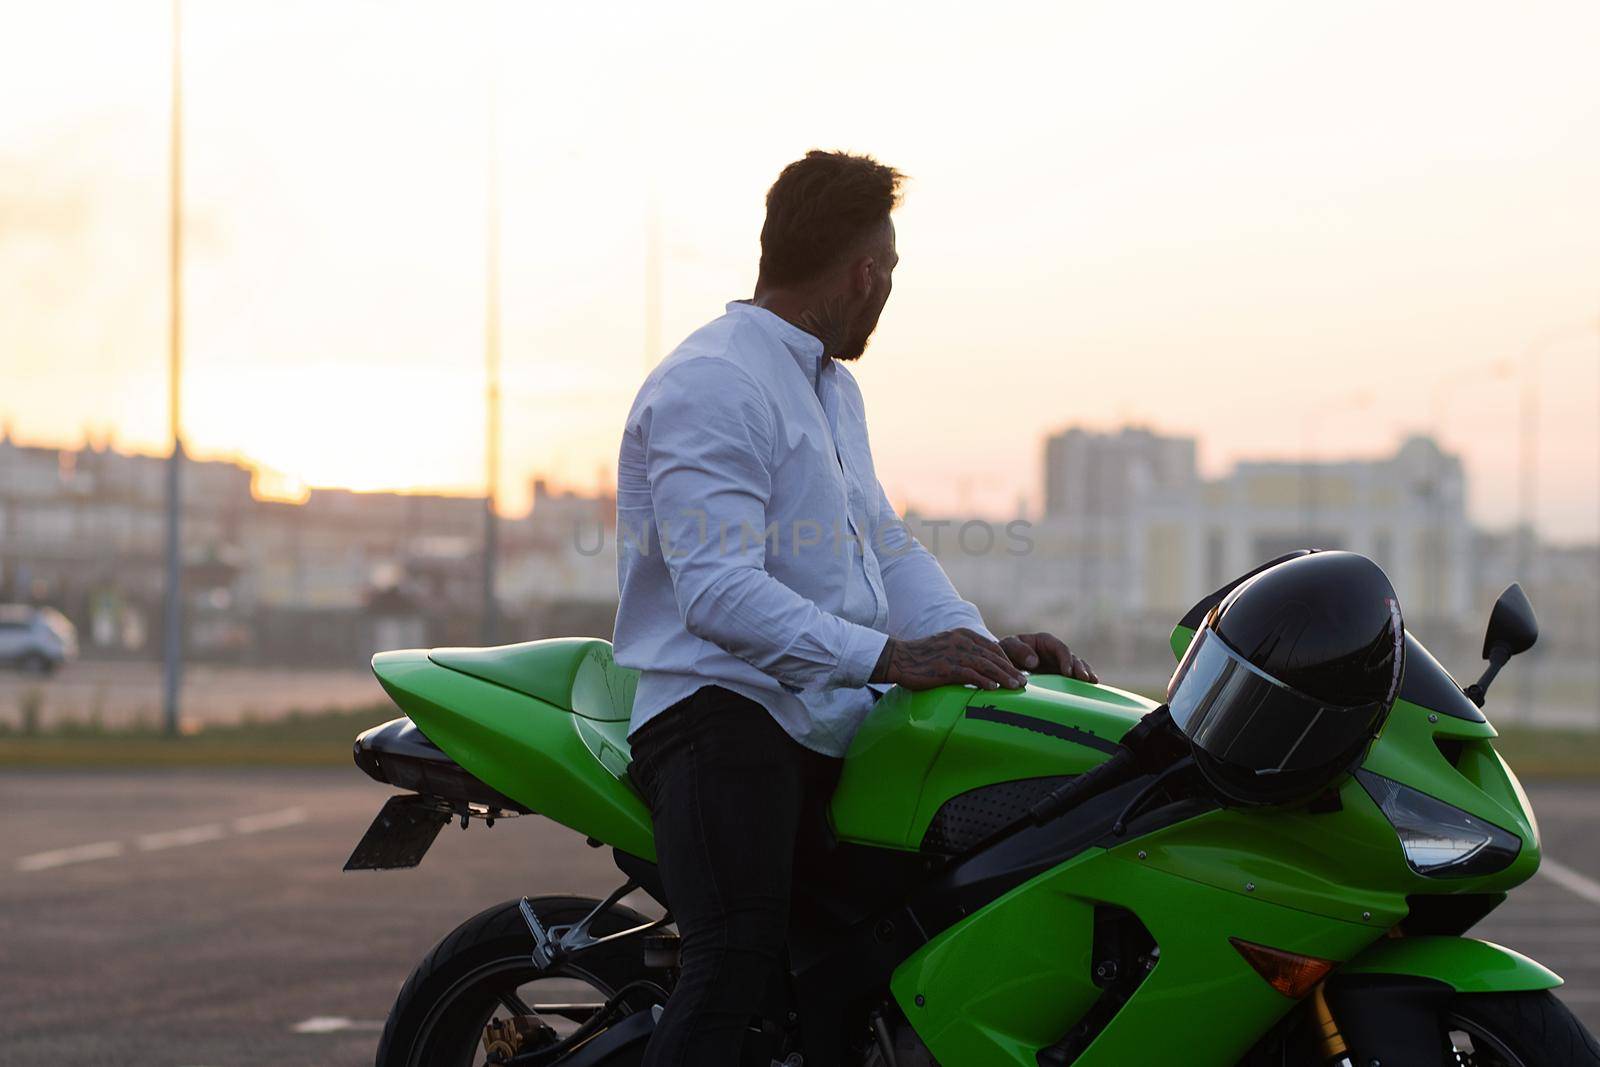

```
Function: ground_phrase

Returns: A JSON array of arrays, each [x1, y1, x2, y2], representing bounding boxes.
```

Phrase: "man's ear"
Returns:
[[852, 255, 876, 298]]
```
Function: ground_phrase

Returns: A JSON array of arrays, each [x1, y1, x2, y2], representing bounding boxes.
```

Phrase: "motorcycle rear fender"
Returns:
[[371, 649, 656, 860], [1338, 935, 1562, 993]]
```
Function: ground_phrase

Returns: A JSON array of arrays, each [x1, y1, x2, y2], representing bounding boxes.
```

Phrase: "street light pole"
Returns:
[[1510, 319, 1600, 722], [161, 0, 185, 736], [1430, 362, 1513, 623], [1516, 343, 1540, 585], [480, 25, 501, 648]]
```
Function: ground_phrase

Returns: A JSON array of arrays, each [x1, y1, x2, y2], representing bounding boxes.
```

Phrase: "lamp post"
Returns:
[[161, 0, 185, 737], [1509, 318, 1600, 722], [1514, 325, 1600, 585], [1429, 362, 1513, 624], [480, 23, 501, 648]]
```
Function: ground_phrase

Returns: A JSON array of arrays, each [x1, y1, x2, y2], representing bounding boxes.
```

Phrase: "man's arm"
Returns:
[[863, 481, 1028, 689], [871, 480, 994, 641], [871, 481, 1096, 684]]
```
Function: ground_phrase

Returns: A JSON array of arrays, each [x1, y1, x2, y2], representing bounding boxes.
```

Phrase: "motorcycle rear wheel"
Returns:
[[374, 895, 658, 1067]]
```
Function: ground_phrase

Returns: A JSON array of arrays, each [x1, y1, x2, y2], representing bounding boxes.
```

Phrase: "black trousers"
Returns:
[[627, 686, 842, 1067]]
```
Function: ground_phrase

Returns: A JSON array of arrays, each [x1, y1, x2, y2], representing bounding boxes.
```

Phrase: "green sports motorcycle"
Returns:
[[347, 551, 1599, 1065]]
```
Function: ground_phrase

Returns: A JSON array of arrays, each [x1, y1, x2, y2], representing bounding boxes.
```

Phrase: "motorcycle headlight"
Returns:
[[1355, 769, 1520, 878]]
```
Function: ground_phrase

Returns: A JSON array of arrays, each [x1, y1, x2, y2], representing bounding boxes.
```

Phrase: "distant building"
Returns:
[[930, 427, 1475, 640], [500, 478, 618, 610], [3, 425, 1591, 683], [0, 430, 489, 664], [0, 434, 254, 633], [1043, 426, 1197, 520], [1165, 436, 1468, 624]]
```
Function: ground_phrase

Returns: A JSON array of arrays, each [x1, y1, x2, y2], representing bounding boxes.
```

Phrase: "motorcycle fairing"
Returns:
[[1339, 935, 1561, 993], [891, 839, 1384, 1067], [375, 637, 1163, 862], [427, 638, 637, 722], [882, 672, 1549, 1065], [829, 679, 1154, 851], [371, 647, 656, 859]]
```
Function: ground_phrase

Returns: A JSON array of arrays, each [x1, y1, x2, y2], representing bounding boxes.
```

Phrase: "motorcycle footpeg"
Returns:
[[520, 897, 559, 969]]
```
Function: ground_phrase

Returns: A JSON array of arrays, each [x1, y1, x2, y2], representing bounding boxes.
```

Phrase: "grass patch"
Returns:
[[0, 704, 397, 768], [4, 703, 1597, 778]]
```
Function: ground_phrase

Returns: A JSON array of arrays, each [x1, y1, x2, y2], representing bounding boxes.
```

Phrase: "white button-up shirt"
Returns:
[[614, 300, 993, 756]]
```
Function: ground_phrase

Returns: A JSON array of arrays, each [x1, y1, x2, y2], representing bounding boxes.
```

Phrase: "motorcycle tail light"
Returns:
[[1229, 938, 1336, 998], [1355, 769, 1520, 878]]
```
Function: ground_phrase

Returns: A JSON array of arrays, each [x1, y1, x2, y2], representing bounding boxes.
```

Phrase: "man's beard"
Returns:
[[833, 326, 873, 362]]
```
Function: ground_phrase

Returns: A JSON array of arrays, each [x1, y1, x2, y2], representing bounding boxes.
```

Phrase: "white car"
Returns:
[[0, 605, 78, 674]]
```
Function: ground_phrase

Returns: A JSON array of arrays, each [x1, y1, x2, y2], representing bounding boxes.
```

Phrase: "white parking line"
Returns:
[[16, 840, 125, 872], [138, 824, 226, 852], [292, 1016, 385, 1034], [15, 807, 311, 873], [1540, 857, 1600, 908], [233, 807, 307, 834]]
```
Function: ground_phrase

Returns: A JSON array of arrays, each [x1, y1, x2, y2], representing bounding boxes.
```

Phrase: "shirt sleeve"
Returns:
[[639, 357, 889, 690], [871, 480, 995, 642]]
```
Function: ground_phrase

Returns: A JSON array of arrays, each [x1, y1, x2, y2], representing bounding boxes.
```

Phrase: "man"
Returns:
[[613, 149, 1096, 1065]]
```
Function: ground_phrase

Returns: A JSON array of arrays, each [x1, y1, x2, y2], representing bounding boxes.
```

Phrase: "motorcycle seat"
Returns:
[[428, 638, 638, 723]]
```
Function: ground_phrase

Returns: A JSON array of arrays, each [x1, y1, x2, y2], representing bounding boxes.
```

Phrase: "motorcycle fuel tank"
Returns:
[[830, 678, 1154, 852]]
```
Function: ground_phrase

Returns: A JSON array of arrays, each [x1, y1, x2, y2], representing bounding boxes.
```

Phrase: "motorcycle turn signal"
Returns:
[[1229, 938, 1337, 999]]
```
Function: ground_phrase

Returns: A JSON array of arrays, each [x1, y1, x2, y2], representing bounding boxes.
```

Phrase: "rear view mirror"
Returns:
[[1464, 583, 1538, 708], [1483, 583, 1538, 660]]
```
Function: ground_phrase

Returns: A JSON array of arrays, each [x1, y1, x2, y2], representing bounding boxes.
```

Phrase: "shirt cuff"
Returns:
[[831, 624, 891, 689]]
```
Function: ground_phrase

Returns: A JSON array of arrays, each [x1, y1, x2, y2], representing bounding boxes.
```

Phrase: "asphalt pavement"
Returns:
[[1, 769, 1596, 1066]]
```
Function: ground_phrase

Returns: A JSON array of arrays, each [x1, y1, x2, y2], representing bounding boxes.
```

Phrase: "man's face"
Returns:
[[837, 221, 898, 361]]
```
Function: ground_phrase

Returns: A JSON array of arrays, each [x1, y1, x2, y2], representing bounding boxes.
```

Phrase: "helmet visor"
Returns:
[[1167, 627, 1386, 776]]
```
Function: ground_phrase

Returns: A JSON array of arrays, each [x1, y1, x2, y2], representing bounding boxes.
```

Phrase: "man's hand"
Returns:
[[871, 628, 1026, 691], [998, 632, 1098, 683]]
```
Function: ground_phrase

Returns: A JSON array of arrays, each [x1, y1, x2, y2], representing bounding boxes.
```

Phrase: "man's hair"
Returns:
[[758, 150, 905, 287]]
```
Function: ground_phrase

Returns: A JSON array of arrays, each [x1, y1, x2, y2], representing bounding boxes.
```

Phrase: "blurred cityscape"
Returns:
[[3, 421, 1595, 728], [4, 9, 1598, 1061]]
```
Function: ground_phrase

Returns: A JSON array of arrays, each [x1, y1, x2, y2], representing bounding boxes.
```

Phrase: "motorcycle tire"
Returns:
[[1447, 990, 1600, 1066], [375, 895, 657, 1067]]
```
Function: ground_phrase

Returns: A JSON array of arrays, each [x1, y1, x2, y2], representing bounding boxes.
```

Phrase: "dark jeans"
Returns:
[[627, 686, 842, 1067]]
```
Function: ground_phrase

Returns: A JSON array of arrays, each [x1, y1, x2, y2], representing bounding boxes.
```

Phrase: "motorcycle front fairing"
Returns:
[[881, 680, 1552, 1066], [866, 618, 1553, 1066]]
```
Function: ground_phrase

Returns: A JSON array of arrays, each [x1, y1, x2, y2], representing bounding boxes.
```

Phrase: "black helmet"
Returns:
[[1166, 551, 1405, 805]]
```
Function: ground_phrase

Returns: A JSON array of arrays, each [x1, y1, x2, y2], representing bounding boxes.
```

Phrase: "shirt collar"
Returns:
[[727, 300, 827, 387]]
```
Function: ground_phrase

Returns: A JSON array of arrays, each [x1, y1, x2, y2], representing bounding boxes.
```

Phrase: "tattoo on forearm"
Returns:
[[882, 629, 1016, 689], [892, 638, 961, 682]]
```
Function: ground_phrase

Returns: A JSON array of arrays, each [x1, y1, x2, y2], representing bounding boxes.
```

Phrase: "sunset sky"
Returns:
[[2, 1, 1598, 538]]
